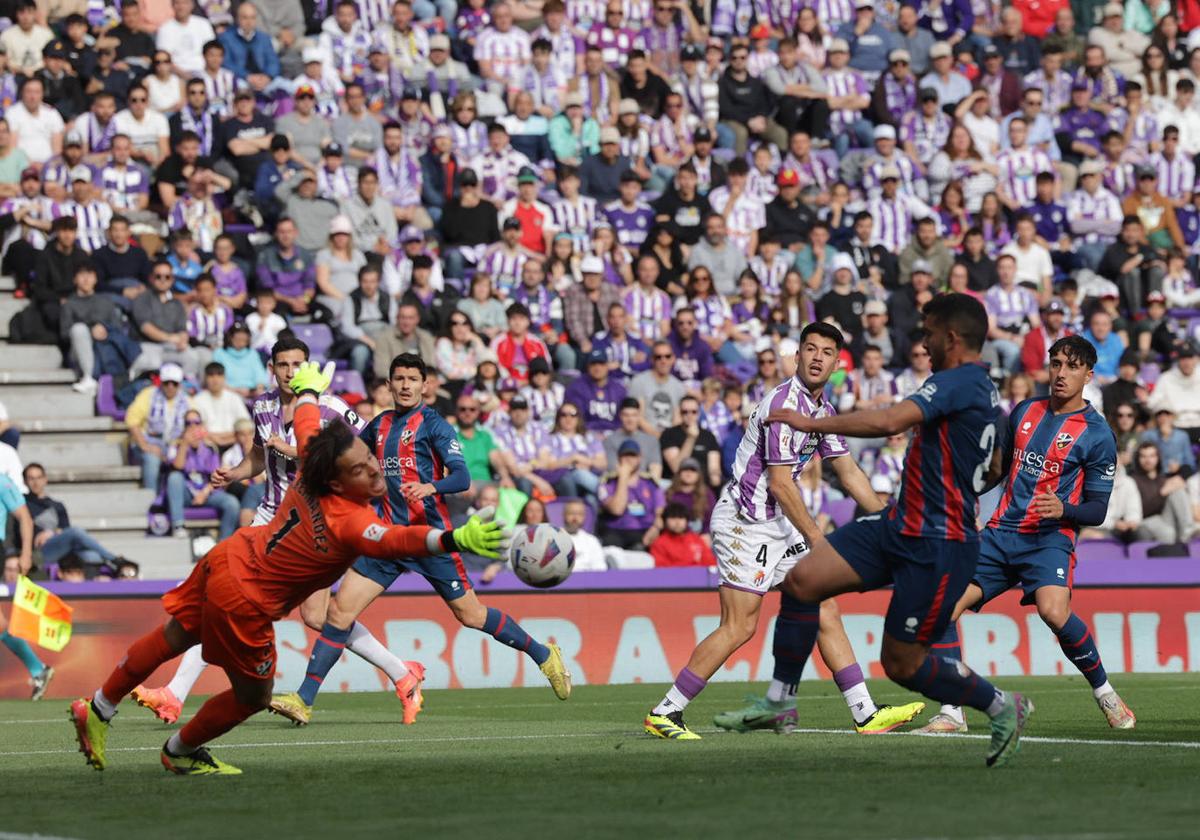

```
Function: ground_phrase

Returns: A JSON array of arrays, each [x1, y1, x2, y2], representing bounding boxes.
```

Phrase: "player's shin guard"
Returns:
[[166, 644, 208, 703], [482, 607, 550, 666], [1055, 613, 1108, 690], [931, 621, 963, 662], [347, 621, 409, 682], [768, 593, 820, 700], [895, 653, 1001, 715], [0, 628, 45, 677], [297, 624, 353, 706], [174, 689, 262, 752], [100, 625, 177, 716]]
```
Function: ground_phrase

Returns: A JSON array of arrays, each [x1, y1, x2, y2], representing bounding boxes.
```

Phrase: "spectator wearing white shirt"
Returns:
[[563, 497, 607, 571], [114, 85, 170, 168], [1068, 159, 1124, 270], [1000, 213, 1054, 302], [1151, 78, 1200, 157], [5, 77, 64, 164], [189, 361, 251, 448], [706, 158, 765, 257], [155, 0, 216, 78], [475, 2, 532, 96], [0, 1, 54, 77]]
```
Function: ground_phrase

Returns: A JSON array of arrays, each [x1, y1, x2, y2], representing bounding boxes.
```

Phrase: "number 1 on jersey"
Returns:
[[266, 508, 301, 555]]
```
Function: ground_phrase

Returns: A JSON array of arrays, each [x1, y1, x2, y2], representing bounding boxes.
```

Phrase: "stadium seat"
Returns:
[[1140, 364, 1161, 386], [545, 498, 595, 532], [331, 369, 366, 398], [95, 375, 126, 421], [291, 323, 335, 363]]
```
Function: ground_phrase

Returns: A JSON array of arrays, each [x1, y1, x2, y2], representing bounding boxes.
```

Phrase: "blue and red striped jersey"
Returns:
[[360, 405, 470, 531], [987, 397, 1117, 546], [890, 363, 1001, 543]]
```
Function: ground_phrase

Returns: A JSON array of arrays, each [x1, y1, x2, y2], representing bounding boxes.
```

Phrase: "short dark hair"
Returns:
[[204, 362, 226, 377], [52, 215, 77, 232], [301, 421, 360, 497], [922, 292, 988, 352], [271, 334, 310, 362], [800, 321, 845, 351], [21, 462, 45, 480], [619, 396, 641, 412], [73, 261, 97, 278], [389, 352, 428, 380], [1048, 334, 1098, 369], [663, 501, 690, 520]]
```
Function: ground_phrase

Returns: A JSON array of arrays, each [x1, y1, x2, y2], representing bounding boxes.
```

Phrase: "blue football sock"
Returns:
[[1056, 613, 1108, 689], [482, 607, 550, 666], [895, 652, 1000, 714], [771, 592, 821, 688], [297, 624, 353, 706], [930, 621, 963, 662], [0, 629, 44, 677]]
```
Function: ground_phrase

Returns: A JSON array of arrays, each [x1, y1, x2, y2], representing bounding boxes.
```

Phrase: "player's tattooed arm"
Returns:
[[767, 401, 924, 439]]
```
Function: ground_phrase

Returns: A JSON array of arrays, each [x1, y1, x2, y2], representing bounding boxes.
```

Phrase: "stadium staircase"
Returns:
[[0, 276, 195, 580]]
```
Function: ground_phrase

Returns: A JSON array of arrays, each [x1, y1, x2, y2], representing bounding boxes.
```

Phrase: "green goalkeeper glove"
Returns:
[[289, 360, 336, 397], [448, 505, 510, 559]]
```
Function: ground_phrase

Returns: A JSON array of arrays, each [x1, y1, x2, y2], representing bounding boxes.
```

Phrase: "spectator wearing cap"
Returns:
[[863, 124, 928, 202], [901, 88, 953, 169], [37, 39, 86, 122], [126, 361, 190, 490], [1147, 342, 1200, 442], [493, 394, 556, 499], [565, 349, 627, 433], [0, 1, 53, 76], [890, 257, 940, 338], [866, 163, 937, 256], [1067, 158, 1124, 269], [716, 42, 785, 155], [994, 7, 1042, 78], [578, 125, 631, 205], [687, 213, 748, 296], [315, 143, 354, 203], [816, 252, 868, 341], [501, 166, 556, 255], [1122, 161, 1184, 251], [40, 130, 89, 201], [598, 437, 665, 550], [894, 6, 935, 76], [253, 134, 301, 221], [1021, 298, 1074, 385], [438, 169, 501, 280], [673, 41, 721, 138], [764, 167, 814, 249], [836, 0, 899, 85], [479, 216, 537, 296], [1134, 290, 1177, 358], [275, 166, 341, 253], [919, 46, 971, 112], [6, 77, 64, 165], [851, 298, 911, 369], [395, 84, 434, 155], [548, 92, 601, 169], [682, 125, 727, 195], [563, 254, 623, 355], [275, 84, 333, 168], [217, 2, 279, 90], [1088, 2, 1149, 78], [820, 38, 874, 158], [411, 33, 473, 109]]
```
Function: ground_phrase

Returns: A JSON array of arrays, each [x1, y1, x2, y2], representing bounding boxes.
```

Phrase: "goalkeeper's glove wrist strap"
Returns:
[[426, 528, 458, 554]]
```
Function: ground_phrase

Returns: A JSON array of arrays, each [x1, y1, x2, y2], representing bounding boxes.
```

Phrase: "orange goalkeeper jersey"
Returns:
[[225, 398, 434, 619]]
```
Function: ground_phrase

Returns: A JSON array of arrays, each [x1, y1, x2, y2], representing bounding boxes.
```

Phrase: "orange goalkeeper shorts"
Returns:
[[162, 541, 277, 681]]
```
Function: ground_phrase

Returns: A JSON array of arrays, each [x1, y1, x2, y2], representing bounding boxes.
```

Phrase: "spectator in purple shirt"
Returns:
[[163, 410, 240, 539], [255, 216, 316, 317], [597, 438, 665, 550], [667, 307, 715, 389], [563, 348, 628, 432]]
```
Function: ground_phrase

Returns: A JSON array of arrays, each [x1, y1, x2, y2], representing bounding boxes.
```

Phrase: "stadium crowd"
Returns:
[[2, 0, 1200, 578]]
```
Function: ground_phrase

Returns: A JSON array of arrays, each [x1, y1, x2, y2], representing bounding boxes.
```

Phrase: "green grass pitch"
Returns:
[[2, 675, 1199, 839]]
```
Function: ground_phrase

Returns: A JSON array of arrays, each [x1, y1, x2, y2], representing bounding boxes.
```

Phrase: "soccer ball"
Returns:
[[509, 524, 576, 588]]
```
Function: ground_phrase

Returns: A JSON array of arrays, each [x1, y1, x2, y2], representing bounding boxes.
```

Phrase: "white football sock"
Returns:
[[766, 679, 797, 703], [166, 644, 208, 702], [842, 683, 878, 725], [985, 689, 1008, 718], [939, 704, 965, 722], [165, 731, 196, 756], [1092, 680, 1113, 699], [92, 688, 117, 721], [652, 686, 691, 715], [347, 622, 409, 683]]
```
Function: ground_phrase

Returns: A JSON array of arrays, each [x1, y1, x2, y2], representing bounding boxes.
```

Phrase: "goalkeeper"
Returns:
[[69, 362, 509, 776]]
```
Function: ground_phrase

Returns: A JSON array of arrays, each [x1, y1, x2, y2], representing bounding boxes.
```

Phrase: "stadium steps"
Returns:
[[0, 293, 27, 339]]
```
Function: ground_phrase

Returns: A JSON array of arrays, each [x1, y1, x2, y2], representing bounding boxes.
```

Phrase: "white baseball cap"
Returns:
[[159, 363, 184, 383], [580, 255, 604, 274]]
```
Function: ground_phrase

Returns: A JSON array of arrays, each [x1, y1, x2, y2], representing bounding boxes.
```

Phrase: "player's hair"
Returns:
[[800, 321, 845, 351], [922, 292, 988, 352], [389, 352, 428, 380], [1048, 335, 1098, 369], [302, 422, 360, 497], [271, 334, 310, 363]]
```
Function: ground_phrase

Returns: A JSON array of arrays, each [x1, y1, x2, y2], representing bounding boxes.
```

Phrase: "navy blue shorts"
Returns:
[[351, 552, 473, 601], [827, 513, 980, 645], [972, 529, 1075, 608]]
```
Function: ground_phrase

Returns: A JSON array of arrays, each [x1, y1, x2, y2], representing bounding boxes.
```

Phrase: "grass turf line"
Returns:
[[1, 674, 1198, 840]]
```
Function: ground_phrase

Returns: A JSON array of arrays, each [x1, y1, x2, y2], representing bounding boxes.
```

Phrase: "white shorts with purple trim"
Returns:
[[711, 489, 809, 596]]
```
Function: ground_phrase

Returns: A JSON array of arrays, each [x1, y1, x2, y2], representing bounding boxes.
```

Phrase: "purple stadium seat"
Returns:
[[824, 497, 858, 528], [184, 506, 219, 522], [545, 498, 595, 532], [96, 375, 125, 421], [331, 369, 366, 398], [290, 323, 335, 363], [1140, 363, 1160, 385]]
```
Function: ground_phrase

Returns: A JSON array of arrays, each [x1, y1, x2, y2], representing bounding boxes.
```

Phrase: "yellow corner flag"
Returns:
[[10, 576, 73, 652]]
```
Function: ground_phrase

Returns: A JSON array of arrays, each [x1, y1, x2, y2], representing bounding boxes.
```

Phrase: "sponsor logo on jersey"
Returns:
[[380, 454, 416, 475], [1103, 462, 1116, 480], [730, 540, 745, 552], [256, 657, 274, 676], [362, 523, 387, 542], [448, 440, 462, 454], [401, 428, 415, 444], [915, 381, 938, 402], [1021, 421, 1032, 433], [783, 542, 806, 559], [1055, 431, 1075, 450], [1013, 447, 1061, 477]]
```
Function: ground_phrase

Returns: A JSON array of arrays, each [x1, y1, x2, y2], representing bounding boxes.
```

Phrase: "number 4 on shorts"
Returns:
[[755, 545, 768, 566]]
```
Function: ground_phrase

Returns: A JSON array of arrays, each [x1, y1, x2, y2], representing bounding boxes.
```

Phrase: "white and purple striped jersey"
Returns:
[[1104, 158, 1137, 198], [175, 106, 216, 156], [748, 254, 790, 297], [531, 24, 583, 80], [41, 158, 89, 194], [811, 0, 856, 29], [567, 0, 606, 29], [618, 125, 652, 164], [187, 303, 235, 348], [519, 382, 566, 430], [747, 48, 779, 80], [317, 163, 356, 202], [984, 284, 1038, 330], [373, 148, 423, 206], [168, 195, 222, 253], [547, 430, 603, 463], [580, 71, 616, 124], [673, 69, 719, 126], [1150, 151, 1196, 202], [995, 146, 1055, 207], [450, 120, 489, 162], [474, 26, 532, 90], [495, 420, 549, 462], [652, 114, 696, 158], [707, 186, 766, 255], [1066, 186, 1124, 244], [374, 24, 430, 73], [867, 193, 936, 253], [747, 167, 778, 204], [1109, 107, 1158, 156], [623, 284, 672, 341], [77, 113, 119, 156], [861, 154, 927, 201], [782, 152, 835, 194], [470, 146, 532, 205], [728, 376, 848, 521], [355, 0, 392, 31], [54, 199, 112, 252], [98, 162, 151, 212], [0, 195, 52, 251], [900, 111, 953, 166], [677, 293, 732, 337], [518, 63, 568, 113], [822, 67, 870, 136], [1022, 69, 1073, 123], [604, 199, 655, 249], [319, 21, 373, 81], [252, 390, 365, 523], [586, 24, 636, 70], [636, 20, 685, 76], [552, 195, 599, 250], [198, 66, 242, 117], [479, 244, 529, 297]]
